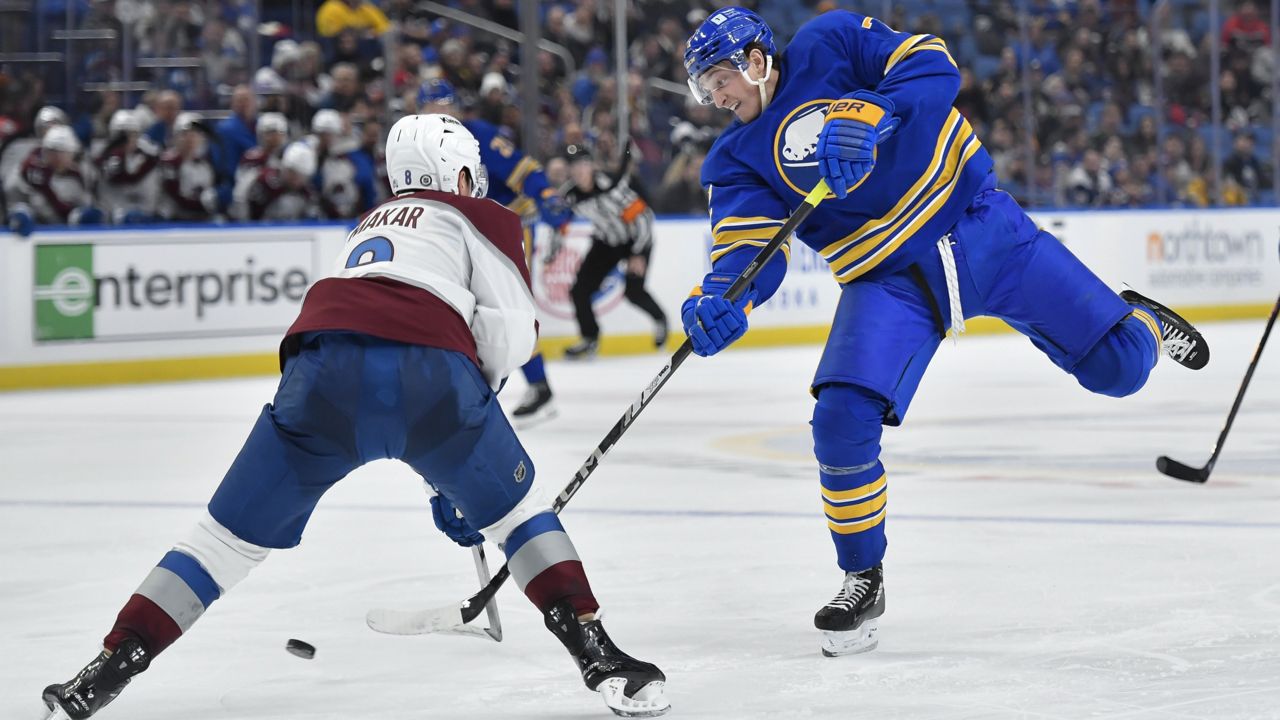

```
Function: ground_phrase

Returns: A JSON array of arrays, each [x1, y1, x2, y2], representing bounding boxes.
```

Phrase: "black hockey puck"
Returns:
[[285, 638, 316, 660]]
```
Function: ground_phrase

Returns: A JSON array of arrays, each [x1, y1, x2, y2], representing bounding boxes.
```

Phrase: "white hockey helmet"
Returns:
[[257, 112, 289, 139], [271, 38, 300, 70], [311, 109, 342, 136], [174, 112, 202, 133], [385, 113, 487, 197], [281, 142, 317, 177], [108, 109, 141, 135], [35, 105, 69, 135], [42, 125, 80, 153]]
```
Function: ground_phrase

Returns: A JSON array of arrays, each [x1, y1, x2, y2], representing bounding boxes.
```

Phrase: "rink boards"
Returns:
[[2, 208, 1277, 389]]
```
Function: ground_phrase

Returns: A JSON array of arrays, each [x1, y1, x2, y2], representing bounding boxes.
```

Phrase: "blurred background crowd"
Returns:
[[1, 0, 1278, 233]]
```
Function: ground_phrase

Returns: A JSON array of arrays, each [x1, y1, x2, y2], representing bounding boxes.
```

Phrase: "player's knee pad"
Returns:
[[812, 383, 888, 469], [478, 482, 554, 547], [1073, 312, 1159, 398], [174, 511, 271, 594]]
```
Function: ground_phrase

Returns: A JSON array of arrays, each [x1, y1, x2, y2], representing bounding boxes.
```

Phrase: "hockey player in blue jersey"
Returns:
[[418, 79, 573, 427], [681, 7, 1210, 657]]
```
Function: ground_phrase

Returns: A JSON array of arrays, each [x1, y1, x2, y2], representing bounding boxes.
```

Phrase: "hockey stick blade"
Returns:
[[367, 565, 509, 636], [1155, 290, 1280, 485], [1156, 455, 1210, 484], [374, 181, 831, 636]]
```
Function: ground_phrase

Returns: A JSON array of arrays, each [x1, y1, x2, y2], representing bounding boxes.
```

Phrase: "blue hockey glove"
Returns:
[[681, 272, 758, 357], [118, 209, 154, 225], [817, 90, 901, 199], [8, 208, 34, 237], [540, 190, 573, 230], [69, 205, 106, 226], [430, 493, 485, 547]]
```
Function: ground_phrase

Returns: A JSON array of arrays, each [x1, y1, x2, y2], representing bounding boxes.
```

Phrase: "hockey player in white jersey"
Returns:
[[39, 114, 669, 720], [93, 109, 162, 224], [0, 105, 67, 182], [156, 112, 221, 221], [4, 125, 103, 235], [242, 142, 319, 220], [308, 108, 376, 219], [229, 111, 289, 220]]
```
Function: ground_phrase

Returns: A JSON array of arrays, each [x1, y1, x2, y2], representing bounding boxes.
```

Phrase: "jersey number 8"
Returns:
[[346, 236, 395, 268]]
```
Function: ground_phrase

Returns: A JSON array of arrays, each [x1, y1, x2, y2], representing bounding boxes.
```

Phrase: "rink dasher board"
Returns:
[[1, 209, 1276, 389]]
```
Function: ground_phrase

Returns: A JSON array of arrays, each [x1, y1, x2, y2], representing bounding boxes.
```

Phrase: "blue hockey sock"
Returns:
[[812, 384, 890, 572], [822, 460, 888, 572], [521, 353, 548, 385], [1072, 306, 1161, 398]]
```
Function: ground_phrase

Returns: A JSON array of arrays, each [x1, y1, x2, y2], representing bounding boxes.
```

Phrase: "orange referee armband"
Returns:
[[620, 197, 647, 224]]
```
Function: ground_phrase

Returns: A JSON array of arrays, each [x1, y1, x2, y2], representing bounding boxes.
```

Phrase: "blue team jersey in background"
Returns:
[[700, 11, 995, 301], [465, 118, 558, 226]]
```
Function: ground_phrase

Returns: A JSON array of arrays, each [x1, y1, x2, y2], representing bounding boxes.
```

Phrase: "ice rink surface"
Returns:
[[2, 320, 1278, 720]]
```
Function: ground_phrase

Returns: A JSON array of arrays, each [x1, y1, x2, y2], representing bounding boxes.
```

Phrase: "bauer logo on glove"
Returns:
[[817, 90, 901, 198]]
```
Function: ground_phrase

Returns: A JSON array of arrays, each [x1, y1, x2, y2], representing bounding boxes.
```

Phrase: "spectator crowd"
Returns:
[[1, 0, 1276, 235]]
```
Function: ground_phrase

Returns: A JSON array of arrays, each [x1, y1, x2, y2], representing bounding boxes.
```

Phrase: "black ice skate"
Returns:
[[511, 381, 557, 428], [42, 637, 150, 719], [545, 600, 670, 717], [814, 564, 885, 657], [564, 337, 600, 361], [1121, 288, 1210, 370]]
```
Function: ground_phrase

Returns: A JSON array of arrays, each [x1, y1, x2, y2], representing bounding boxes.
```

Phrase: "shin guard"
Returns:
[[812, 384, 890, 572]]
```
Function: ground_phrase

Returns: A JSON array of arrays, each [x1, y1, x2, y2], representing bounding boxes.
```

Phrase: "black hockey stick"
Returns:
[[1157, 291, 1280, 483], [366, 180, 831, 635]]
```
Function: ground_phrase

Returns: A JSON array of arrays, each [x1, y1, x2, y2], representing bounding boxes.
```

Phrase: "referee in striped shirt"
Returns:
[[559, 144, 668, 359]]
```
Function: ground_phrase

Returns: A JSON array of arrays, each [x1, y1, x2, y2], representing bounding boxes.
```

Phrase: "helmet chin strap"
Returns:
[[742, 55, 774, 112]]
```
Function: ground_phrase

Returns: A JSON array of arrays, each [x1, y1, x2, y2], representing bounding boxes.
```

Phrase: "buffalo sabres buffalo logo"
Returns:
[[773, 99, 838, 198]]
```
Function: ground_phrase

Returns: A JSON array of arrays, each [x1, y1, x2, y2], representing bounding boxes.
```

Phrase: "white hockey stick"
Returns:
[[367, 544, 502, 641]]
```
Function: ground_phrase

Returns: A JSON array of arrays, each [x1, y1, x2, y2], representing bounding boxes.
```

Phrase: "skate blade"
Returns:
[[513, 404, 558, 429], [820, 619, 880, 657], [596, 678, 670, 718]]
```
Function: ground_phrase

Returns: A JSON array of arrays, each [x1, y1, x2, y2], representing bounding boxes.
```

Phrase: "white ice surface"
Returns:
[[2, 320, 1278, 719]]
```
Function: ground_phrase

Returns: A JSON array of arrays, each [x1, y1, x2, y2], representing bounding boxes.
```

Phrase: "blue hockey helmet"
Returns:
[[416, 78, 457, 110], [683, 7, 776, 105]]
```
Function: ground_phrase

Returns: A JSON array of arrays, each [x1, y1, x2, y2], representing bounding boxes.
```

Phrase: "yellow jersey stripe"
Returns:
[[505, 157, 541, 190], [521, 227, 534, 262], [1131, 308, 1162, 347], [710, 239, 792, 263], [713, 215, 784, 235], [822, 474, 887, 503], [905, 40, 957, 69], [829, 130, 973, 274], [884, 34, 930, 75], [713, 226, 783, 247], [507, 196, 536, 219], [824, 490, 887, 521], [820, 110, 963, 262], [828, 508, 887, 535], [823, 115, 970, 275], [838, 135, 981, 282]]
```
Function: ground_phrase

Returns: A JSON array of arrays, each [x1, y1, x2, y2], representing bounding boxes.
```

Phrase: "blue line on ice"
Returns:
[[2, 498, 1278, 530]]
